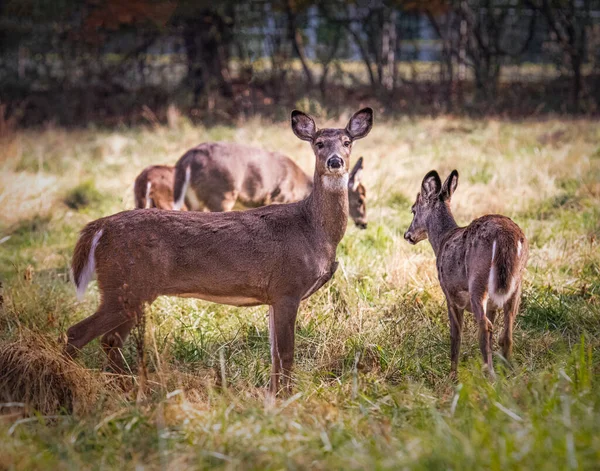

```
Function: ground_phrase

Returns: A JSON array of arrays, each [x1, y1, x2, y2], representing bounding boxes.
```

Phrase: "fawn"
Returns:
[[404, 170, 528, 379]]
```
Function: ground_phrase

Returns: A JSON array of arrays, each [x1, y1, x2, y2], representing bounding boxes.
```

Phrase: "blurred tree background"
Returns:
[[1, 0, 599, 127]]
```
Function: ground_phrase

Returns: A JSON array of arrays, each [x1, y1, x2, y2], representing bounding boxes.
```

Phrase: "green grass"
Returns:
[[0, 116, 599, 469]]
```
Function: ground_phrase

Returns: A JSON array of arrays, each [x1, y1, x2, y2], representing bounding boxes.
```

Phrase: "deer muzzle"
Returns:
[[327, 155, 344, 170]]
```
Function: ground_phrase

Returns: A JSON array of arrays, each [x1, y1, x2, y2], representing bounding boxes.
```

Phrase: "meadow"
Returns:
[[0, 114, 599, 469]]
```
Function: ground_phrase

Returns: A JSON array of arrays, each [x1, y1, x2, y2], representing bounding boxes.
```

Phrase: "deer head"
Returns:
[[404, 170, 459, 245], [291, 108, 373, 191]]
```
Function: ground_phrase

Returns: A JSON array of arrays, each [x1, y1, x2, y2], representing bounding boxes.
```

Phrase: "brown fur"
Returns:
[[133, 165, 183, 210], [66, 108, 374, 397], [404, 170, 528, 379], [172, 142, 368, 228]]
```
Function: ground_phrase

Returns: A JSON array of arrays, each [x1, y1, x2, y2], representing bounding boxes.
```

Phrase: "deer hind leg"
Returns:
[[268, 297, 300, 397], [486, 301, 498, 352], [65, 299, 138, 360], [499, 284, 522, 362], [100, 317, 136, 374], [470, 287, 495, 379], [448, 303, 464, 380]]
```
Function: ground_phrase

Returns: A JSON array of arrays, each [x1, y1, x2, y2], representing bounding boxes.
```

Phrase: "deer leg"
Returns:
[[470, 291, 495, 379], [100, 317, 136, 374], [268, 297, 300, 397], [65, 300, 137, 359], [500, 285, 522, 362], [486, 302, 498, 352], [448, 303, 464, 380]]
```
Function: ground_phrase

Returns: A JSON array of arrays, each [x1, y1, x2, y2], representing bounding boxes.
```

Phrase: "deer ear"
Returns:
[[348, 157, 363, 191], [346, 108, 373, 140], [441, 170, 459, 202], [421, 170, 442, 202], [291, 110, 316, 141]]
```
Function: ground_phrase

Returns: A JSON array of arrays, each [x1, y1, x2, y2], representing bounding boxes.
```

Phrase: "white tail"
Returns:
[[488, 240, 518, 306], [144, 181, 152, 209], [74, 229, 103, 301], [172, 165, 190, 211]]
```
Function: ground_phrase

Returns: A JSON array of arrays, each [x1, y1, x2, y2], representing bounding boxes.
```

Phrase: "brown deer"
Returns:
[[404, 170, 528, 379], [66, 108, 373, 396], [172, 142, 368, 229], [133, 165, 186, 210]]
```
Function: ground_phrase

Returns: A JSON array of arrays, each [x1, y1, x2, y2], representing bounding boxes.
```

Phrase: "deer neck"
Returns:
[[427, 203, 458, 257], [304, 169, 349, 248]]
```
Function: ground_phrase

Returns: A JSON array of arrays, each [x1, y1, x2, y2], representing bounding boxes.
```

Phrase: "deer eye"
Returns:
[[344, 140, 351, 147], [315, 142, 324, 149]]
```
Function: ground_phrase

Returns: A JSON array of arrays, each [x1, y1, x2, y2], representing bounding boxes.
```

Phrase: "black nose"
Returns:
[[356, 222, 367, 229], [327, 156, 343, 169], [404, 232, 413, 242]]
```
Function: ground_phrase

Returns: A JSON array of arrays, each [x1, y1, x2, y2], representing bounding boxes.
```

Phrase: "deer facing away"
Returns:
[[66, 108, 373, 396], [404, 170, 528, 379], [133, 165, 186, 210], [171, 142, 369, 229]]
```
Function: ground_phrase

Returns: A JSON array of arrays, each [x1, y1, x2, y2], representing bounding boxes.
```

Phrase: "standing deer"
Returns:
[[404, 170, 528, 379], [172, 142, 369, 228], [133, 165, 185, 210], [66, 108, 373, 396]]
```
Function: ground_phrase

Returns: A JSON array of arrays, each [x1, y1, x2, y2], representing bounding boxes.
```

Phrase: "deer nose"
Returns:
[[327, 156, 343, 169], [404, 231, 414, 243], [356, 222, 367, 229]]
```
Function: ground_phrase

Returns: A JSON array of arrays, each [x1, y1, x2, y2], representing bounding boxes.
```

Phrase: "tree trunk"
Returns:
[[286, 1, 314, 88]]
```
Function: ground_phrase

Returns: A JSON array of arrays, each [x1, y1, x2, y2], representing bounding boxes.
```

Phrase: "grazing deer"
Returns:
[[134, 165, 186, 210], [66, 108, 373, 396], [172, 142, 369, 229], [404, 170, 528, 379]]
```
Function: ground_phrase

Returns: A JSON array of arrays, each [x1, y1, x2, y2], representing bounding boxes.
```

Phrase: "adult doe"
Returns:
[[172, 142, 369, 228], [66, 108, 373, 396], [404, 170, 528, 379]]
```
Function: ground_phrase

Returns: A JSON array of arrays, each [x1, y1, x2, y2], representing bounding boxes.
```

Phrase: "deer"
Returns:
[[404, 170, 528, 380], [172, 142, 369, 229], [65, 108, 373, 396], [133, 165, 186, 210]]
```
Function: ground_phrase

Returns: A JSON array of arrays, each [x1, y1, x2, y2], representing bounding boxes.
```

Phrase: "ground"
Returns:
[[0, 114, 599, 469]]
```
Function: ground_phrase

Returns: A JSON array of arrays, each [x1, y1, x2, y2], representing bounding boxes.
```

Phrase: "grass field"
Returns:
[[1, 114, 599, 469]]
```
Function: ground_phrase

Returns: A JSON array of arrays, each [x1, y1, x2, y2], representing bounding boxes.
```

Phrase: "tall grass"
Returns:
[[0, 116, 599, 469]]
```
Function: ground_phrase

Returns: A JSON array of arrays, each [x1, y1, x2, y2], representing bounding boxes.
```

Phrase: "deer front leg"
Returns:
[[470, 292, 495, 380], [268, 297, 300, 397], [447, 303, 464, 380]]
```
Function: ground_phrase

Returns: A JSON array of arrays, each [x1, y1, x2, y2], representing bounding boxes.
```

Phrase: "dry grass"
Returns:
[[0, 329, 117, 416]]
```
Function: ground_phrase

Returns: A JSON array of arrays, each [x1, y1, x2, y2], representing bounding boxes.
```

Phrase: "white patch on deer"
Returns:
[[488, 239, 516, 306], [173, 165, 190, 210], [517, 240, 522, 257], [74, 229, 103, 301], [322, 174, 349, 192], [145, 181, 152, 209]]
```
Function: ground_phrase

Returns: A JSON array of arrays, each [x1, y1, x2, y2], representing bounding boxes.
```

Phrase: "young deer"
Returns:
[[404, 170, 528, 379], [133, 165, 186, 210], [66, 108, 373, 396], [172, 142, 369, 229]]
